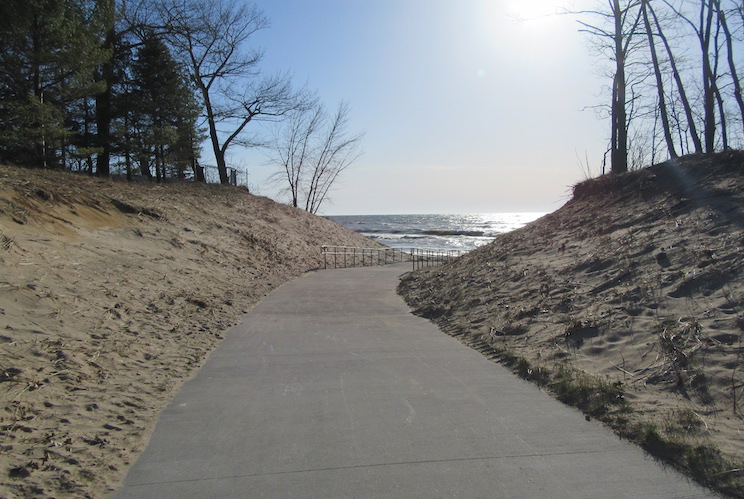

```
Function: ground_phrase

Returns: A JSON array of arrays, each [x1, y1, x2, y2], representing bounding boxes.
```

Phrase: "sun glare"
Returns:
[[505, 0, 561, 21], [473, 0, 584, 66]]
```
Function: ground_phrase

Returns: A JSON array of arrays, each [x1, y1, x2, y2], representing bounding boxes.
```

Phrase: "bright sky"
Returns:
[[232, 0, 606, 215]]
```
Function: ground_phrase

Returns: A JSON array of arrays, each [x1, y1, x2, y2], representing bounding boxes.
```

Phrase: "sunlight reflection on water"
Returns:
[[329, 213, 546, 251]]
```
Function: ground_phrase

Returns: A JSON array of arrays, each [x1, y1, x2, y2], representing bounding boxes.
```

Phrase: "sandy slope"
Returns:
[[399, 151, 744, 496], [0, 166, 379, 498]]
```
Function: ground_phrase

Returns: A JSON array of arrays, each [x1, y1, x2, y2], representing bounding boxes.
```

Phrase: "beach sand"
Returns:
[[399, 151, 744, 496], [3, 152, 743, 497], [0, 166, 379, 498]]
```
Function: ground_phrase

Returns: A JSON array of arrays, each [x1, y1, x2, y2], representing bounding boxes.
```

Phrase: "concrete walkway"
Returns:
[[116, 264, 715, 498]]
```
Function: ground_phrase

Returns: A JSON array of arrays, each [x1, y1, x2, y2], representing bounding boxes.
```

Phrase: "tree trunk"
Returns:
[[642, 1, 677, 158], [712, 7, 726, 150], [191, 129, 205, 182], [215, 147, 229, 184], [715, 85, 728, 149], [648, 2, 702, 153], [211, 130, 229, 184], [31, 14, 48, 169], [161, 144, 167, 181], [155, 143, 163, 183], [197, 80, 229, 184], [700, 1, 716, 153], [193, 157, 205, 182], [95, 23, 115, 177], [123, 107, 132, 181], [717, 1, 744, 137], [611, 0, 628, 174], [142, 158, 152, 179], [95, 88, 111, 176]]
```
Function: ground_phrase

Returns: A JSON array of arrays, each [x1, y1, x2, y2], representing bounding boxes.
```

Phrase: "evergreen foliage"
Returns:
[[0, 0, 107, 168], [0, 0, 202, 180], [127, 33, 201, 181]]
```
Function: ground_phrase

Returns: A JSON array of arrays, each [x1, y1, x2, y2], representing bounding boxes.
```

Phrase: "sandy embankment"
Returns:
[[0, 165, 380, 498], [399, 151, 744, 497]]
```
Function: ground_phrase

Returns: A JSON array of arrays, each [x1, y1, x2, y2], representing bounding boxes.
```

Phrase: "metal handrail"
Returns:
[[321, 246, 409, 269], [409, 248, 467, 270], [321, 245, 467, 270]]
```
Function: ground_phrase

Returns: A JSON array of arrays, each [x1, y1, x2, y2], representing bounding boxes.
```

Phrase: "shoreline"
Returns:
[[329, 212, 546, 252]]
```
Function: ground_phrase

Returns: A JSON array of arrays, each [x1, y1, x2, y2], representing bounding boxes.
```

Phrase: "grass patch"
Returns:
[[462, 329, 743, 496], [631, 420, 743, 497], [542, 362, 743, 496], [545, 365, 744, 496], [498, 351, 549, 386], [549, 364, 631, 418]]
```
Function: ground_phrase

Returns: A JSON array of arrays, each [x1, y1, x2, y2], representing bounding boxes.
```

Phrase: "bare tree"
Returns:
[[575, 0, 744, 171], [716, 0, 744, 136], [270, 101, 364, 214], [162, 0, 306, 184], [712, 12, 730, 149], [270, 102, 323, 208], [642, 0, 678, 157], [577, 0, 644, 174], [647, 0, 703, 153], [664, 0, 721, 153]]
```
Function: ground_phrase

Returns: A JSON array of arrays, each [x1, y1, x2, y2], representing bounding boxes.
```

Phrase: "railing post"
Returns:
[[320, 246, 464, 271]]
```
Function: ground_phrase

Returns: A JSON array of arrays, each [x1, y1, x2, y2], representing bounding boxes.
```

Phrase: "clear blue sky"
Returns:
[[229, 0, 606, 215]]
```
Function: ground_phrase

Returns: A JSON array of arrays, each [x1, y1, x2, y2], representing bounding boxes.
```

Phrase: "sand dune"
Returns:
[[400, 151, 744, 497], [0, 166, 378, 498], [3, 153, 743, 497]]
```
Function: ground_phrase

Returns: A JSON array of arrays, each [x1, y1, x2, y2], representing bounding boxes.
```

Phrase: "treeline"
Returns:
[[579, 0, 744, 174], [0, 0, 311, 186]]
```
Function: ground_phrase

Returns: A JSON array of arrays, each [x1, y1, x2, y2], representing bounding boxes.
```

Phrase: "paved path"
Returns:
[[116, 264, 715, 498]]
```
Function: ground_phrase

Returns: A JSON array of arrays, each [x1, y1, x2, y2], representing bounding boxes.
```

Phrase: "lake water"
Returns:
[[328, 213, 546, 252]]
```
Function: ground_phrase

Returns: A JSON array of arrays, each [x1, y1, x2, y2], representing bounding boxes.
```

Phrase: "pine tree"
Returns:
[[0, 0, 106, 168], [128, 33, 200, 181]]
